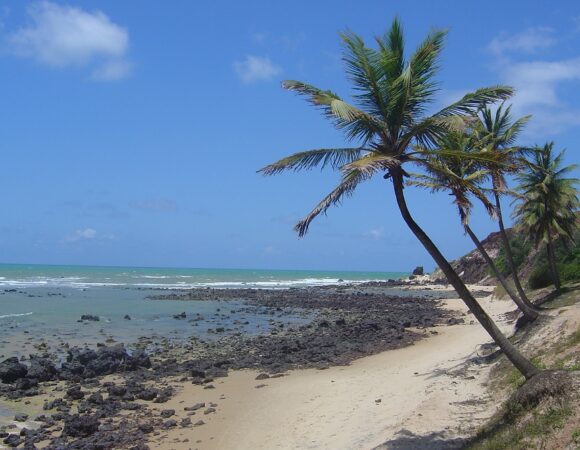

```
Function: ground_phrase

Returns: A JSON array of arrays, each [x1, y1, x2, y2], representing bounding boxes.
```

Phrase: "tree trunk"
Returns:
[[391, 171, 539, 379], [493, 192, 537, 310], [464, 224, 538, 321], [546, 229, 561, 294]]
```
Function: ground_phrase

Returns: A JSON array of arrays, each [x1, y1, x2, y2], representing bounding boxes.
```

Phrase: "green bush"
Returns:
[[560, 263, 580, 282], [528, 265, 552, 289]]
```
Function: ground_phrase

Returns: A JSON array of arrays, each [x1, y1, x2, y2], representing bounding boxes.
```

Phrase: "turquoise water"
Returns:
[[0, 264, 407, 289], [0, 264, 408, 359]]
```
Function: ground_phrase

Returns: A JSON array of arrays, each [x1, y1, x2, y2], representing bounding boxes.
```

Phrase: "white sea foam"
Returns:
[[0, 276, 383, 290], [0, 312, 33, 319]]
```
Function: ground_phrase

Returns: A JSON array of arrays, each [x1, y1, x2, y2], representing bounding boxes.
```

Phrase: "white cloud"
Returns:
[[233, 55, 281, 83], [61, 227, 97, 243], [7, 1, 131, 81], [494, 57, 580, 136], [362, 227, 385, 240], [485, 28, 580, 137], [488, 27, 556, 57], [90, 59, 132, 81]]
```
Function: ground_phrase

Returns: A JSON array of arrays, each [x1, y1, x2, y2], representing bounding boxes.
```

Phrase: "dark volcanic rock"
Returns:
[[80, 314, 100, 321], [412, 266, 424, 276], [66, 385, 85, 400], [60, 344, 151, 379], [27, 356, 58, 381], [0, 357, 28, 383], [2, 434, 21, 447], [63, 414, 100, 437]]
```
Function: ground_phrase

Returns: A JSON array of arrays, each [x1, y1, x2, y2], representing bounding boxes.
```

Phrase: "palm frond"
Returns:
[[258, 147, 368, 175], [294, 167, 372, 237]]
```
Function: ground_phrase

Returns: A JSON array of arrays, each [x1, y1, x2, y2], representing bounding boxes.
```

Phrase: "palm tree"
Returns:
[[410, 131, 539, 321], [513, 142, 579, 294], [259, 19, 539, 379], [474, 104, 537, 310]]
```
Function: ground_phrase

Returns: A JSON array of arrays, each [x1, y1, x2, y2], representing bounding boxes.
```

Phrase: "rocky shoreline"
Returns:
[[0, 283, 472, 449]]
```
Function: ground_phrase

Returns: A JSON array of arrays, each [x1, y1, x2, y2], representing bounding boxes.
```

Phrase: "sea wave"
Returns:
[[0, 312, 33, 319], [0, 276, 384, 290]]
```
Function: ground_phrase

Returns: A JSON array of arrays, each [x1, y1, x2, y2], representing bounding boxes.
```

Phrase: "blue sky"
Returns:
[[0, 0, 578, 272]]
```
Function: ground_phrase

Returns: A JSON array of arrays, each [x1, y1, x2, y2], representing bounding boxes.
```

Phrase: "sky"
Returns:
[[0, 0, 579, 272]]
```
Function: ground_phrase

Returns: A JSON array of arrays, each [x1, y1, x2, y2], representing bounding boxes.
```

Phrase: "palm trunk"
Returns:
[[464, 224, 538, 321], [493, 192, 537, 310], [546, 229, 561, 294], [392, 171, 538, 379]]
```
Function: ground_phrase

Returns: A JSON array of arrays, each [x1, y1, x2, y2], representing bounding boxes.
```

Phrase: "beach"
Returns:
[[0, 265, 515, 449], [0, 266, 513, 449]]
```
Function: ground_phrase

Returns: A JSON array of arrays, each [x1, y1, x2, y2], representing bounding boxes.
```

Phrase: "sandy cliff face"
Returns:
[[430, 230, 507, 285]]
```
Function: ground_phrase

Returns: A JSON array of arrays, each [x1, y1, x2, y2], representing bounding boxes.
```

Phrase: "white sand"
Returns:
[[151, 290, 518, 450]]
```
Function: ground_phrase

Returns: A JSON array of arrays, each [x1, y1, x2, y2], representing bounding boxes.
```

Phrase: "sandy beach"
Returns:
[[146, 287, 514, 450]]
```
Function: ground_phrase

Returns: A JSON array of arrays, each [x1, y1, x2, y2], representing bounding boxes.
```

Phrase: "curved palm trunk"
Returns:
[[546, 229, 561, 295], [464, 224, 538, 321], [493, 192, 537, 310], [392, 171, 539, 379]]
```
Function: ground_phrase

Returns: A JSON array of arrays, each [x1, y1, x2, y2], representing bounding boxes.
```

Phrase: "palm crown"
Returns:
[[514, 142, 579, 248], [409, 131, 496, 224], [259, 19, 513, 236]]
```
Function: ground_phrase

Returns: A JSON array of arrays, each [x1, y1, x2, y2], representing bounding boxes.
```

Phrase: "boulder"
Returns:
[[63, 414, 100, 437], [412, 266, 424, 276], [0, 357, 28, 384], [27, 356, 58, 381]]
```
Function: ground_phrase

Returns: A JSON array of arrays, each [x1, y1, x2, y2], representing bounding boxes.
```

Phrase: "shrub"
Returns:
[[560, 263, 580, 282], [528, 265, 552, 289]]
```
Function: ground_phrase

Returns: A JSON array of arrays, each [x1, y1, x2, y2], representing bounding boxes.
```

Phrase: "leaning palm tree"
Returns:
[[474, 104, 537, 310], [513, 142, 579, 294], [410, 131, 538, 321], [259, 19, 539, 379]]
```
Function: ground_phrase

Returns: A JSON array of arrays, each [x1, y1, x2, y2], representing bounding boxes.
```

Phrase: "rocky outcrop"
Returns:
[[430, 231, 504, 285]]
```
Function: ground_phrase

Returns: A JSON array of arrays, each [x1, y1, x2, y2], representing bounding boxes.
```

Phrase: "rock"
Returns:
[[2, 434, 21, 447], [173, 312, 186, 319], [138, 423, 154, 434], [180, 417, 192, 427], [80, 314, 100, 321], [63, 414, 100, 437], [194, 420, 205, 426], [107, 385, 127, 397], [203, 407, 216, 415], [61, 344, 151, 379], [14, 413, 28, 422], [123, 314, 131, 320], [184, 402, 205, 412], [412, 266, 424, 276], [15, 377, 38, 391], [66, 385, 85, 400], [255, 373, 270, 380], [160, 409, 175, 418], [27, 356, 58, 381], [0, 357, 28, 383], [164, 419, 178, 428], [137, 389, 157, 401]]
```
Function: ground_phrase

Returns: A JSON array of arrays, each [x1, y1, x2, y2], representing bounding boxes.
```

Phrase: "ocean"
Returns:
[[0, 264, 408, 359]]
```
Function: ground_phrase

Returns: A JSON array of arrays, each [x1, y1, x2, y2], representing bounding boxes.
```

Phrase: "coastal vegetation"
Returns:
[[408, 130, 538, 321], [513, 142, 579, 294], [260, 18, 543, 379]]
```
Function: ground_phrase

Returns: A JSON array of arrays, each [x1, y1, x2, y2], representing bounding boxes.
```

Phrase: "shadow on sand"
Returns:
[[374, 429, 469, 449]]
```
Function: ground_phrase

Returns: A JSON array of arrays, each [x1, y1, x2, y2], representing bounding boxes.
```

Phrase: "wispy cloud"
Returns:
[[486, 27, 580, 137], [233, 55, 281, 83], [61, 227, 113, 244], [487, 27, 556, 57], [6, 1, 131, 81], [362, 227, 385, 240]]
